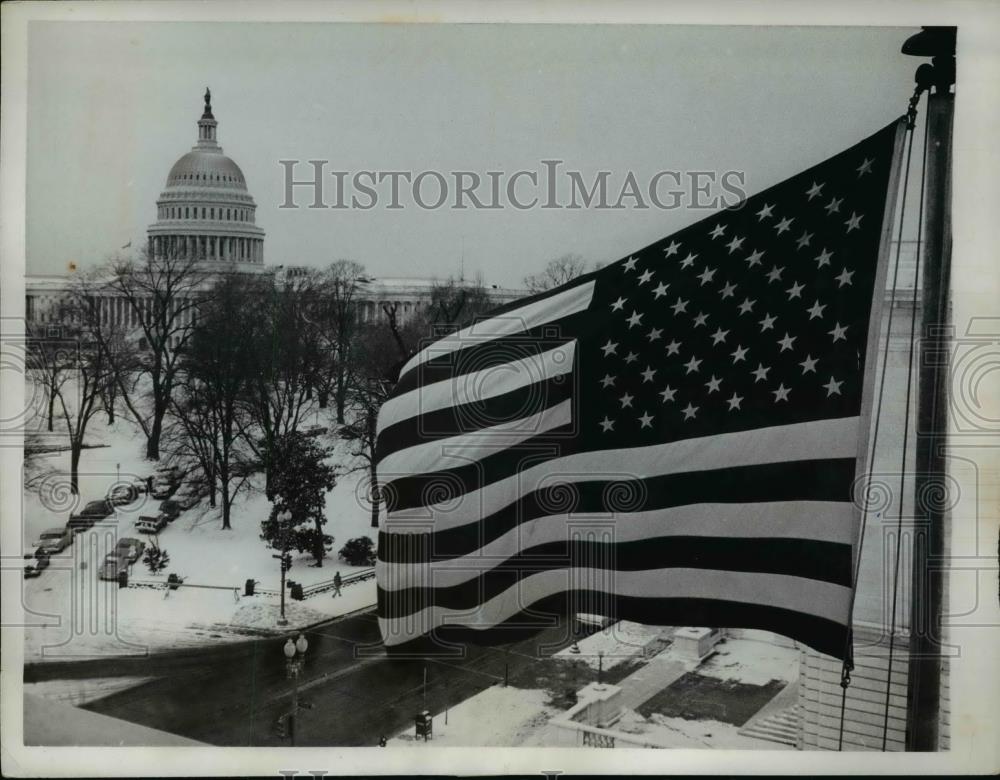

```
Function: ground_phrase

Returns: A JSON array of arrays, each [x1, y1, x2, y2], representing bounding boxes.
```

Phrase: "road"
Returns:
[[24, 607, 590, 746]]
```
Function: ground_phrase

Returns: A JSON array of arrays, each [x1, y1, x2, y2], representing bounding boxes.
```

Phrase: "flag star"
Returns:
[[692, 312, 709, 328], [745, 249, 764, 268], [672, 298, 689, 315], [638, 411, 654, 429], [856, 158, 874, 176], [599, 374, 616, 388], [799, 355, 818, 374], [775, 217, 793, 234], [731, 344, 749, 363], [719, 281, 737, 299], [759, 313, 777, 332], [610, 296, 627, 312], [752, 363, 770, 382], [726, 393, 743, 411], [756, 203, 775, 220], [773, 384, 791, 402], [710, 327, 729, 345], [806, 181, 825, 200], [777, 333, 796, 352], [663, 240, 681, 257], [680, 253, 697, 269], [845, 212, 863, 232], [815, 248, 833, 267], [705, 375, 722, 393], [738, 298, 756, 315], [652, 281, 670, 299], [696, 266, 717, 285], [766, 266, 784, 284], [825, 196, 843, 215], [807, 300, 826, 320], [627, 310, 643, 328], [786, 281, 805, 300], [637, 269, 654, 285], [659, 385, 677, 402], [600, 417, 615, 432], [725, 235, 745, 254], [824, 376, 844, 396], [795, 231, 813, 249], [684, 355, 702, 374], [619, 393, 634, 408], [641, 366, 656, 383], [624, 351, 639, 364], [709, 223, 726, 239], [623, 256, 639, 272], [835, 267, 855, 287], [601, 340, 618, 356], [829, 322, 848, 342], [682, 403, 699, 420], [665, 339, 682, 356], [646, 327, 663, 343]]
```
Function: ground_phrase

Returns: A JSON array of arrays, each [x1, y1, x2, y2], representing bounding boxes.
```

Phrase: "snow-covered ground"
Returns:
[[553, 619, 666, 670], [390, 685, 557, 747], [696, 631, 799, 686], [18, 391, 380, 662]]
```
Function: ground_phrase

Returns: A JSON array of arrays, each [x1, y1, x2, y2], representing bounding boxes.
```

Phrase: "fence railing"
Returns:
[[129, 567, 376, 600]]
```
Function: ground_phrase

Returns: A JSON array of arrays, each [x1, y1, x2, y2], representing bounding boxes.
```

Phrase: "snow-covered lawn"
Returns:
[[696, 631, 799, 686], [19, 398, 380, 661], [389, 685, 557, 747]]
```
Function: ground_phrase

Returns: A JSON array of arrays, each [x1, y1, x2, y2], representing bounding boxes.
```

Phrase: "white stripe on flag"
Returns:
[[377, 342, 575, 435], [377, 397, 574, 478], [378, 567, 852, 646], [376, 500, 854, 591], [382, 417, 860, 530], [398, 281, 596, 379]]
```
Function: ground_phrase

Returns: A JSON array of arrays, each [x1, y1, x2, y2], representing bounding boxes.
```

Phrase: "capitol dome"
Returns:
[[147, 88, 265, 267]]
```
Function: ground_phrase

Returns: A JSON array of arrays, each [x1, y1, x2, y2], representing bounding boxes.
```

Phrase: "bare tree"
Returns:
[[522, 253, 588, 293], [103, 249, 209, 460], [313, 260, 366, 424], [26, 322, 74, 434]]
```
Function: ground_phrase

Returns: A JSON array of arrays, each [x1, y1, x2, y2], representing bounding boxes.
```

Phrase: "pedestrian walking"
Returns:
[[332, 571, 342, 597], [146, 475, 153, 494]]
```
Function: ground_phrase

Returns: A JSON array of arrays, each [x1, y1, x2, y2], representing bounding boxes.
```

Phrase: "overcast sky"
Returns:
[[27, 22, 919, 286]]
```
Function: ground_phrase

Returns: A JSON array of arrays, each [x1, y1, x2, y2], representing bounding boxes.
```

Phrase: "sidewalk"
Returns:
[[612, 649, 701, 711]]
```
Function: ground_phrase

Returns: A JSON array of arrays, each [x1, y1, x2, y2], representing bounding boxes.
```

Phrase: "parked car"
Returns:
[[24, 553, 50, 578], [172, 482, 203, 510], [36, 526, 73, 555], [99, 551, 131, 581], [66, 515, 96, 533], [136, 515, 167, 534], [115, 537, 146, 563], [158, 500, 182, 521], [109, 481, 145, 506], [74, 499, 113, 520], [151, 473, 181, 499], [303, 425, 328, 437]]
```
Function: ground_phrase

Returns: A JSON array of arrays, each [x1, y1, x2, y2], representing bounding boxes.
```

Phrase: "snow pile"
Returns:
[[24, 676, 154, 706], [390, 685, 556, 747], [553, 620, 665, 670]]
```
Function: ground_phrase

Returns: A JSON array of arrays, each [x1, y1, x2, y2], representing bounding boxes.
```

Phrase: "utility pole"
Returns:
[[901, 26, 955, 752]]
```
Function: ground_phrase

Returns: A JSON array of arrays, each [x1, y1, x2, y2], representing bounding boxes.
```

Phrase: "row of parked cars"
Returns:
[[25, 463, 203, 579]]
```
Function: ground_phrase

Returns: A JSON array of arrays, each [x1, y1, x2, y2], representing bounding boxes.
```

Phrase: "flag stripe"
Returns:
[[377, 397, 574, 478], [378, 342, 575, 435], [379, 595, 848, 659], [376, 536, 853, 596], [380, 459, 857, 561], [383, 417, 859, 516], [378, 567, 853, 641], [377, 375, 573, 462], [398, 280, 596, 379]]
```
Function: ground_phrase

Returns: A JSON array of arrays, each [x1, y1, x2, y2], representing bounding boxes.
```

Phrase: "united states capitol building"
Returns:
[[25, 89, 527, 329]]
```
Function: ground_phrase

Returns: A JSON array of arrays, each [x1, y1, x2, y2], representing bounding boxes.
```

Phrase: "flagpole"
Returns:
[[900, 26, 955, 753]]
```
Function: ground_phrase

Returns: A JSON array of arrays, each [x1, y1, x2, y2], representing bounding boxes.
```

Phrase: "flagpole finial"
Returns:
[[902, 27, 955, 93]]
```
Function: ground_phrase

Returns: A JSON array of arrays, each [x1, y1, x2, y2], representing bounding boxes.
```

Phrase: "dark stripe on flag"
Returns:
[[380, 593, 850, 660], [376, 375, 574, 462], [380, 458, 857, 546]]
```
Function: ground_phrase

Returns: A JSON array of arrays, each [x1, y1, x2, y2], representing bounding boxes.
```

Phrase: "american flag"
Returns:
[[375, 119, 904, 660]]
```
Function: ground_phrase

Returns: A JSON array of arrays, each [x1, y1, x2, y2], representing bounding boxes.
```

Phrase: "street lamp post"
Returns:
[[283, 632, 309, 746], [274, 510, 293, 626]]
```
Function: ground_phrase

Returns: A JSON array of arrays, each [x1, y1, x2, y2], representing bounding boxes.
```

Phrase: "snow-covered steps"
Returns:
[[738, 704, 802, 747]]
